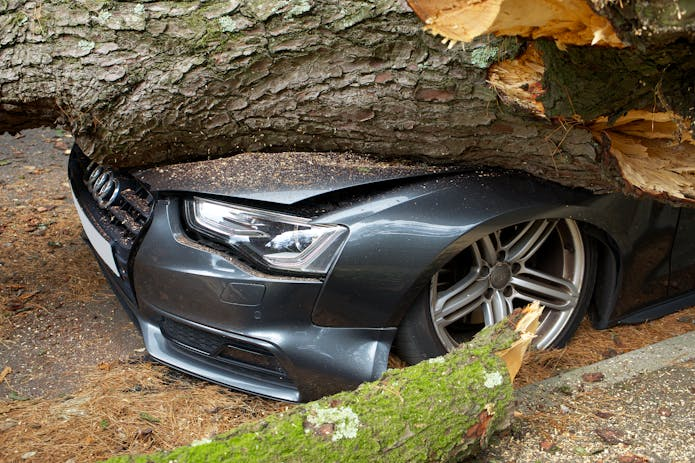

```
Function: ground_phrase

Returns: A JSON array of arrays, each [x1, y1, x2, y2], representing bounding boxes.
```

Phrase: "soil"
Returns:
[[0, 128, 693, 463], [0, 128, 143, 399]]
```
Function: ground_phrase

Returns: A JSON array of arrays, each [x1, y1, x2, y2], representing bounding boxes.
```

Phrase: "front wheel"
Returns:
[[395, 218, 596, 364]]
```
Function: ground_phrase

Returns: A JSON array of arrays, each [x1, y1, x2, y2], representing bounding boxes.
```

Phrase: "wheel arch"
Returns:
[[391, 204, 624, 330], [577, 222, 622, 329]]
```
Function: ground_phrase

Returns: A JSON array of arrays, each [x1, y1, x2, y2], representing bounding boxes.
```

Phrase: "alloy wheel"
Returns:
[[429, 219, 585, 350]]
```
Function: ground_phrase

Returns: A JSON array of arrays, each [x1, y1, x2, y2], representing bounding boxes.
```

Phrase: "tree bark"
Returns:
[[1, 1, 694, 204], [0, 1, 616, 190], [102, 305, 542, 463], [410, 0, 695, 204]]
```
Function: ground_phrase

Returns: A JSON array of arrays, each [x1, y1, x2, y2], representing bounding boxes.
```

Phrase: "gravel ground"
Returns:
[[470, 332, 695, 463]]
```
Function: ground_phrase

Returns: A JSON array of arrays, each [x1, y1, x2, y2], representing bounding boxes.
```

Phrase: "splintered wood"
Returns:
[[489, 47, 695, 203], [497, 301, 543, 382], [410, 1, 695, 204], [591, 111, 695, 202], [487, 45, 545, 116], [408, 0, 624, 48]]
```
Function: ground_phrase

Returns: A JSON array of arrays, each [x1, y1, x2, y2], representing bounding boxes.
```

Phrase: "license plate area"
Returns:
[[72, 192, 120, 275]]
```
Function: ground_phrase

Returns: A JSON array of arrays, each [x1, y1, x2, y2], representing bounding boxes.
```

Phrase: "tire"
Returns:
[[395, 218, 597, 364]]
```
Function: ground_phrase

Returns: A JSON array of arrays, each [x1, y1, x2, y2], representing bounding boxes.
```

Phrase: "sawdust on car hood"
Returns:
[[133, 152, 447, 204]]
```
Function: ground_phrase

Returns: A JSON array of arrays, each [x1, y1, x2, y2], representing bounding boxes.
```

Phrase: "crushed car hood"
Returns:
[[133, 152, 447, 204]]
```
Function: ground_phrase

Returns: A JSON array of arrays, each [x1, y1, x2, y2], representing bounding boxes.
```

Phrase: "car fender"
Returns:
[[311, 171, 678, 329]]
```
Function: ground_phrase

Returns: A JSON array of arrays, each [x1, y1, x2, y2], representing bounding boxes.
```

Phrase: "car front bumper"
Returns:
[[69, 148, 393, 402]]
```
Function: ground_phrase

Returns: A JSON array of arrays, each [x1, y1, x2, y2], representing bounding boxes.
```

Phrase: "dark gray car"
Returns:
[[69, 146, 695, 401]]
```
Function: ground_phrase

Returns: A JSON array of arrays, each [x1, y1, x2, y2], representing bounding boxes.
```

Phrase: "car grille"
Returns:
[[69, 147, 154, 282], [81, 161, 154, 249], [160, 317, 224, 356]]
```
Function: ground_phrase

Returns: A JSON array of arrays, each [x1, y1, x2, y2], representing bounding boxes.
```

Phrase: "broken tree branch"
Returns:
[[105, 303, 544, 463]]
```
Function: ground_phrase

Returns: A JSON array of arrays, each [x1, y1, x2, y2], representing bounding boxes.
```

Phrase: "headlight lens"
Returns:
[[184, 197, 348, 275]]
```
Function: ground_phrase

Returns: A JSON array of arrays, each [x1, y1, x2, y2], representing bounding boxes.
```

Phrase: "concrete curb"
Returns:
[[518, 330, 695, 400], [472, 330, 695, 462]]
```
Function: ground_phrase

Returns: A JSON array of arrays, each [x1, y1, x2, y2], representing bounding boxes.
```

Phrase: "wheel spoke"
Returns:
[[511, 268, 579, 311], [477, 235, 497, 264], [490, 290, 511, 323], [433, 277, 487, 326], [470, 241, 484, 266], [505, 219, 558, 262], [425, 218, 586, 355], [481, 300, 495, 326]]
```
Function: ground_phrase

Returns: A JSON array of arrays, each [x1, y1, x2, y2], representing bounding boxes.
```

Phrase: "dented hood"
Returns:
[[134, 152, 445, 204]]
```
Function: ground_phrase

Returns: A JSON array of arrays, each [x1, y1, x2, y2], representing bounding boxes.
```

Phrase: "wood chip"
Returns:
[[618, 454, 649, 463], [0, 366, 12, 383], [595, 427, 628, 445], [582, 372, 605, 383]]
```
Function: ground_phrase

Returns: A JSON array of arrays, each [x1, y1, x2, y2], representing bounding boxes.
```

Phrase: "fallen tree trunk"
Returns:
[[2, 1, 694, 205], [104, 304, 542, 463], [410, 0, 695, 204], [1, 0, 561, 171]]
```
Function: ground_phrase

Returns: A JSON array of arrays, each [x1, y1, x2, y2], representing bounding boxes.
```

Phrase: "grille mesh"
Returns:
[[80, 160, 154, 249], [161, 318, 225, 355], [160, 318, 286, 377]]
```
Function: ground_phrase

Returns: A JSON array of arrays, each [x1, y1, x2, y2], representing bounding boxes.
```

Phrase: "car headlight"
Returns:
[[184, 196, 348, 275]]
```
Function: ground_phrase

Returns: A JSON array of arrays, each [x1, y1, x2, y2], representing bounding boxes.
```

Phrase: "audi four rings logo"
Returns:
[[84, 162, 120, 208]]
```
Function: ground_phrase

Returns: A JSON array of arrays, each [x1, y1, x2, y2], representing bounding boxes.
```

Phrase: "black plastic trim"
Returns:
[[613, 290, 695, 326]]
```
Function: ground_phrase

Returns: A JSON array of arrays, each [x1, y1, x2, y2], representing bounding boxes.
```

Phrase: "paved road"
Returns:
[[472, 332, 695, 463]]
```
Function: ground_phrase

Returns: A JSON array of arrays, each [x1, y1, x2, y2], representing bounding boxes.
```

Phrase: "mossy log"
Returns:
[[104, 305, 541, 463]]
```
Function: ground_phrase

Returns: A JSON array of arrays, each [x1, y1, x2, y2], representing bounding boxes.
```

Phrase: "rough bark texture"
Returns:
[[1, 0, 618, 194], [537, 39, 695, 126], [412, 0, 695, 203], [103, 314, 528, 463], [592, 0, 695, 48], [1, 0, 694, 204]]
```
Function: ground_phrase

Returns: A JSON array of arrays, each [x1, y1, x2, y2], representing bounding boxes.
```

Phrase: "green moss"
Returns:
[[104, 321, 517, 463], [538, 39, 695, 124]]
